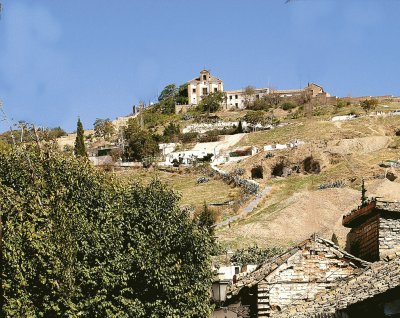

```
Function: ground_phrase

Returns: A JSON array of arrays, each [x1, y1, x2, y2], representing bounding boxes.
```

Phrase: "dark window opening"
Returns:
[[214, 87, 218, 92], [203, 75, 207, 80], [192, 88, 196, 93], [251, 165, 263, 179], [202, 88, 208, 95]]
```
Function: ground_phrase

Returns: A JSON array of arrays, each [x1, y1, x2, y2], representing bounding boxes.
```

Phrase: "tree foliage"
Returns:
[[123, 118, 159, 162], [74, 118, 86, 157], [158, 84, 178, 102], [176, 83, 189, 105], [163, 122, 180, 142], [0, 147, 215, 317], [196, 92, 226, 114], [0, 126, 67, 145], [243, 110, 267, 126], [94, 118, 115, 141], [242, 86, 256, 109], [230, 245, 283, 266], [360, 99, 378, 113]]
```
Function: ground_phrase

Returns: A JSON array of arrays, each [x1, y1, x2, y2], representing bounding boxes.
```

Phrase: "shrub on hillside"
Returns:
[[198, 130, 220, 142], [281, 102, 296, 111], [180, 132, 199, 144], [231, 245, 283, 266]]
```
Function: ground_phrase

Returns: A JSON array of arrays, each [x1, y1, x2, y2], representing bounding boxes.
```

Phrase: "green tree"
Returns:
[[243, 110, 267, 126], [236, 120, 244, 133], [93, 118, 115, 140], [124, 118, 159, 161], [231, 245, 283, 266], [197, 91, 226, 114], [74, 118, 86, 157], [0, 147, 215, 317], [163, 122, 180, 142], [176, 83, 189, 105], [158, 84, 178, 102], [198, 203, 217, 237], [360, 99, 378, 113], [361, 178, 367, 204]]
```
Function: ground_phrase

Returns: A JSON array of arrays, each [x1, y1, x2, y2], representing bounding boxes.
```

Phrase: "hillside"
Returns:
[[214, 113, 400, 249]]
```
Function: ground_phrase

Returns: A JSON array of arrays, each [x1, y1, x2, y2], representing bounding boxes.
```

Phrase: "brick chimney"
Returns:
[[343, 200, 400, 261]]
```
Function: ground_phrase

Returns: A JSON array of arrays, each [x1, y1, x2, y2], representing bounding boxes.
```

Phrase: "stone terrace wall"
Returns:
[[346, 215, 380, 262], [379, 216, 400, 259]]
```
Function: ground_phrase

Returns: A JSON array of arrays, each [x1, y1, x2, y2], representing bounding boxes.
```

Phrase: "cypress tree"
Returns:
[[236, 120, 243, 133], [361, 178, 367, 204], [74, 118, 87, 157]]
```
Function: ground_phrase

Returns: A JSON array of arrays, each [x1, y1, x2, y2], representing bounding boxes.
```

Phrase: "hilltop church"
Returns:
[[180, 69, 332, 112]]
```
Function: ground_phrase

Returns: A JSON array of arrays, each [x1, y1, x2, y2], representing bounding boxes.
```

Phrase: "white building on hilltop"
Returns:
[[187, 70, 224, 105], [181, 70, 332, 112]]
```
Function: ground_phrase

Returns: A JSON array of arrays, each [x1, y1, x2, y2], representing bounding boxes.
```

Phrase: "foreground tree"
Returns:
[[0, 147, 215, 317], [74, 118, 86, 157]]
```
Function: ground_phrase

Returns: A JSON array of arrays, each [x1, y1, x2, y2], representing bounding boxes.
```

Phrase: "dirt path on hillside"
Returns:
[[215, 186, 272, 228]]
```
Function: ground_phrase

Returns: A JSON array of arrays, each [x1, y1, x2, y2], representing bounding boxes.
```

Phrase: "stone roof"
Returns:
[[342, 199, 400, 228], [274, 256, 400, 317], [226, 235, 369, 297]]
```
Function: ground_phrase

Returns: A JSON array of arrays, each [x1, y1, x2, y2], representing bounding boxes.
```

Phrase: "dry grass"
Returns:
[[235, 115, 400, 149], [114, 168, 241, 208]]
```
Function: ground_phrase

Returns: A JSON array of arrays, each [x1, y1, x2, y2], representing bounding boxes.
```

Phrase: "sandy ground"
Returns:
[[326, 136, 392, 155], [218, 179, 400, 248]]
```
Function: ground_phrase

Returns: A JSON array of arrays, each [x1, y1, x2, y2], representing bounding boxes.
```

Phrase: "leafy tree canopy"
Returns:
[[196, 92, 226, 114], [158, 84, 178, 102], [360, 99, 378, 113], [123, 118, 159, 162], [0, 147, 215, 317], [93, 118, 115, 141], [230, 245, 283, 266]]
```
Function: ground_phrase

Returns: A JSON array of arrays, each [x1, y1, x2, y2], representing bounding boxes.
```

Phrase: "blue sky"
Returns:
[[0, 0, 399, 132]]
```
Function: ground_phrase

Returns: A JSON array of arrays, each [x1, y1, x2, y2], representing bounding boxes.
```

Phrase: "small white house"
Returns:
[[158, 143, 177, 156], [164, 150, 212, 166], [264, 139, 305, 151], [212, 264, 258, 304]]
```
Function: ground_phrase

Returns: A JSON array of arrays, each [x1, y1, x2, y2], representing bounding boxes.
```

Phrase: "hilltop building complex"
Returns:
[[180, 70, 333, 112]]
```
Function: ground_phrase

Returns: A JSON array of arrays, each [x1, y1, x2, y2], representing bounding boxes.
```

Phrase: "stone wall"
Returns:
[[257, 242, 359, 317], [346, 215, 380, 262], [379, 216, 400, 259]]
